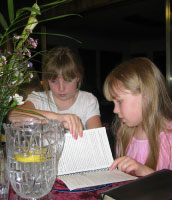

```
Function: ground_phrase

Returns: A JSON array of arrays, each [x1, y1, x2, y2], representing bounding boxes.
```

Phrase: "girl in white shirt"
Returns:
[[9, 46, 102, 139]]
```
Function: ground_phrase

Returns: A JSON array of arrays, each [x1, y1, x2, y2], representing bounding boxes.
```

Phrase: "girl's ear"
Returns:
[[76, 77, 81, 89]]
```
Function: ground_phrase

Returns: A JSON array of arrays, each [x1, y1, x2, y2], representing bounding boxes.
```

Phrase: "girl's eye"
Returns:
[[117, 100, 122, 104], [50, 80, 56, 83], [64, 79, 73, 83]]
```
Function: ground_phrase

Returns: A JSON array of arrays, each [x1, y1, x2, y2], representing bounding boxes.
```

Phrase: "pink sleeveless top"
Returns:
[[116, 122, 172, 170]]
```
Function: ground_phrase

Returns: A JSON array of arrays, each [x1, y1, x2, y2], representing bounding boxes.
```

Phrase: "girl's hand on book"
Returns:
[[109, 156, 155, 176]]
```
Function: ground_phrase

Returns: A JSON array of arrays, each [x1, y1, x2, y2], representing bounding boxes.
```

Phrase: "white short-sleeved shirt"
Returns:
[[26, 90, 100, 128]]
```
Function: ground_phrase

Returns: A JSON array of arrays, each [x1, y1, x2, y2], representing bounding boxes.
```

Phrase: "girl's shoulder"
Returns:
[[28, 91, 47, 98], [78, 90, 97, 100], [160, 121, 172, 139]]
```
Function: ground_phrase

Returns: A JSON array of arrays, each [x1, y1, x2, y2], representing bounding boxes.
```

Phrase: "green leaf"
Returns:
[[0, 12, 8, 30], [34, 32, 82, 44], [40, 0, 72, 8], [12, 107, 47, 119], [16, 7, 41, 19], [39, 13, 82, 23], [8, 0, 14, 24]]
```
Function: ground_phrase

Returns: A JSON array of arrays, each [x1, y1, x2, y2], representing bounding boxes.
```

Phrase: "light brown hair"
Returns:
[[104, 57, 172, 169], [42, 46, 84, 96]]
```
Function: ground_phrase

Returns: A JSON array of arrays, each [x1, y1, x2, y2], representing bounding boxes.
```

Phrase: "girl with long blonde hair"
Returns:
[[104, 57, 172, 176]]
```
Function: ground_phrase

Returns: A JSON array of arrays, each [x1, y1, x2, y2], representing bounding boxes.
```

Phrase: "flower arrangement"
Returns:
[[0, 0, 79, 141], [0, 32, 39, 125], [0, 2, 41, 131]]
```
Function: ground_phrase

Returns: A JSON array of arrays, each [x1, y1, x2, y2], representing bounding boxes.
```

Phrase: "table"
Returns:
[[9, 179, 132, 200]]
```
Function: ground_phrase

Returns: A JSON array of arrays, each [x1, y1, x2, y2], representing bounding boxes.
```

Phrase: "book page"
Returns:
[[59, 169, 138, 190], [57, 127, 113, 176]]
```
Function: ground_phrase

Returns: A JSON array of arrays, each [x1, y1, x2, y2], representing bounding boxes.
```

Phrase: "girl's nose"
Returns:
[[58, 80, 65, 91], [113, 104, 119, 114]]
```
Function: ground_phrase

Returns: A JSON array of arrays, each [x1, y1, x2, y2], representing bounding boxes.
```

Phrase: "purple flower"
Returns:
[[28, 37, 38, 48], [27, 51, 31, 57], [8, 83, 13, 87]]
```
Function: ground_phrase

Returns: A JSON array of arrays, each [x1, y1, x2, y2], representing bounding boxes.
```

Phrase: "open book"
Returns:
[[57, 127, 137, 190]]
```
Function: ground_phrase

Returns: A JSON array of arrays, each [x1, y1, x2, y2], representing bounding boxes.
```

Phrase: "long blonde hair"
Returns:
[[104, 57, 172, 169]]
